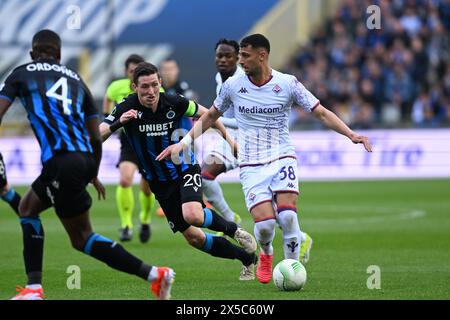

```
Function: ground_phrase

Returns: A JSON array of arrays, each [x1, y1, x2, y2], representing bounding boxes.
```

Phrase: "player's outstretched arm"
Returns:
[[156, 105, 224, 161], [312, 104, 372, 152], [218, 117, 238, 129]]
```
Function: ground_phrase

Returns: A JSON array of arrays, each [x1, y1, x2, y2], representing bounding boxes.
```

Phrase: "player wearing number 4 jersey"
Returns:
[[158, 34, 372, 284], [0, 29, 174, 300], [101, 62, 258, 281]]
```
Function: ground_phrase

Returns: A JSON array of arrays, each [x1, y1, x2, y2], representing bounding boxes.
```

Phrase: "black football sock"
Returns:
[[83, 233, 152, 281], [201, 232, 255, 265], [20, 217, 44, 285], [201, 208, 237, 237]]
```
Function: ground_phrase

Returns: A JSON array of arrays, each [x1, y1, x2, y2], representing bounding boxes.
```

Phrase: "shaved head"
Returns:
[[30, 29, 61, 61]]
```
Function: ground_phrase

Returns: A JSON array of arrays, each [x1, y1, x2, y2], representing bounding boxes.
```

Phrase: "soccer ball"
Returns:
[[273, 259, 307, 291]]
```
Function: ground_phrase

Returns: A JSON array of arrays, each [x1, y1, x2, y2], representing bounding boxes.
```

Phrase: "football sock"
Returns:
[[254, 218, 276, 255], [147, 266, 159, 282], [20, 217, 44, 285], [83, 233, 151, 280], [202, 176, 236, 222], [116, 186, 134, 228], [1, 188, 21, 215], [277, 207, 301, 260], [139, 191, 155, 225], [25, 284, 42, 290], [201, 232, 254, 266], [201, 208, 237, 237]]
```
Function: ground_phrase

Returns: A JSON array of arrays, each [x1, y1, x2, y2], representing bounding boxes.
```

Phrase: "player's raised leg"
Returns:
[[59, 211, 174, 300], [272, 157, 312, 265]]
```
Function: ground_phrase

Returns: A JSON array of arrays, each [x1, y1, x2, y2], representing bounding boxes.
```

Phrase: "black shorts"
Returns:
[[32, 152, 96, 218], [148, 165, 204, 233], [0, 153, 7, 189], [116, 132, 139, 167]]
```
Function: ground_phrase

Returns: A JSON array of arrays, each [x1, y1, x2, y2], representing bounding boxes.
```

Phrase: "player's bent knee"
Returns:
[[182, 209, 203, 226], [278, 211, 297, 230], [186, 235, 204, 248], [119, 178, 133, 188], [0, 185, 9, 196], [182, 203, 204, 226], [182, 230, 204, 248], [257, 219, 276, 236], [18, 203, 35, 218]]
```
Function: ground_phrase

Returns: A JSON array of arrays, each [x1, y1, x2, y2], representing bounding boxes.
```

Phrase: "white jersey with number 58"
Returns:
[[213, 69, 320, 165]]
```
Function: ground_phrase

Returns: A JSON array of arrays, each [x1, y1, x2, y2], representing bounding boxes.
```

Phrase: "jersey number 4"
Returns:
[[46, 77, 73, 115]]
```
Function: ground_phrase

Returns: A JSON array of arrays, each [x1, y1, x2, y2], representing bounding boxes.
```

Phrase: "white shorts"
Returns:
[[196, 129, 238, 172], [240, 156, 299, 212]]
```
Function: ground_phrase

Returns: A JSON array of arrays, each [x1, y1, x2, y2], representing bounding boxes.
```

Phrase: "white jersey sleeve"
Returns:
[[289, 75, 320, 112], [213, 79, 233, 114]]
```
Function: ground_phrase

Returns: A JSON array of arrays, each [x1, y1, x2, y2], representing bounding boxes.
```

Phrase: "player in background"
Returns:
[[0, 30, 174, 300], [103, 54, 155, 243], [157, 34, 372, 284], [200, 38, 243, 225], [159, 58, 197, 134], [101, 62, 258, 281], [0, 152, 21, 215], [159, 58, 196, 100]]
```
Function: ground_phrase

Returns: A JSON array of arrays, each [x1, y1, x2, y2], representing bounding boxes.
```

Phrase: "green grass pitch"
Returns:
[[1, 179, 449, 300]]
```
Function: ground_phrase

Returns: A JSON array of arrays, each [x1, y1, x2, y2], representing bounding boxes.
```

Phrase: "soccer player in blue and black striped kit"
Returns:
[[0, 29, 174, 300], [100, 62, 258, 281]]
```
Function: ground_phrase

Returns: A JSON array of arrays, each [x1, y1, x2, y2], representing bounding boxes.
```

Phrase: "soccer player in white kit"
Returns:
[[157, 34, 372, 284], [200, 39, 244, 225]]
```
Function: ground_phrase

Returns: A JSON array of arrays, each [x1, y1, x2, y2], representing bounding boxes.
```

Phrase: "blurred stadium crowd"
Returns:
[[1, 0, 449, 134], [285, 0, 450, 129]]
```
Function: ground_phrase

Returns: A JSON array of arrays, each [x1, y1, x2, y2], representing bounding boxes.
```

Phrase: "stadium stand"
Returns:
[[285, 0, 450, 129]]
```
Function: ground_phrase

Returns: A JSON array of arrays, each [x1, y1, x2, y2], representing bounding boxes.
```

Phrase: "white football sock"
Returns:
[[254, 219, 276, 255], [148, 267, 159, 282], [26, 284, 42, 290], [202, 178, 236, 222], [277, 209, 301, 260]]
